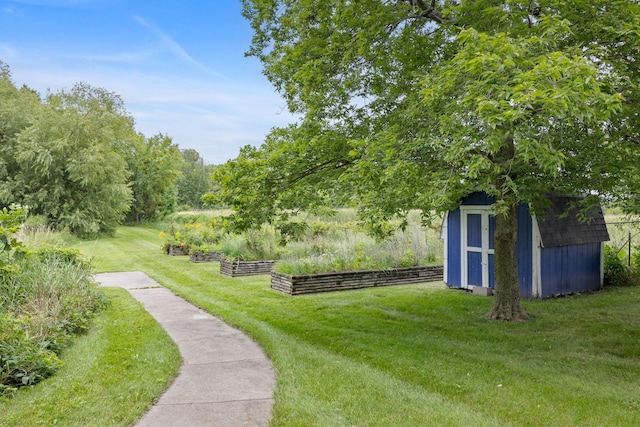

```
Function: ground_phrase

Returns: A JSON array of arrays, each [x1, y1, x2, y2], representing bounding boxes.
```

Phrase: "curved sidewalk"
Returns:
[[95, 271, 275, 427]]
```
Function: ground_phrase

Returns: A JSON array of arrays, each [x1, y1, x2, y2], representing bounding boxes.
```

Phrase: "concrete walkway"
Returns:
[[95, 272, 276, 427]]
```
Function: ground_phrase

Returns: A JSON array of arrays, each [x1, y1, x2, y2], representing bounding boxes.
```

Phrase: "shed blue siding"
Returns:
[[540, 243, 602, 297], [446, 209, 461, 287], [516, 204, 533, 298]]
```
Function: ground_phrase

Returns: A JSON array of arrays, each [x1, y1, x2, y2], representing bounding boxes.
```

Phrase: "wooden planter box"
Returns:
[[189, 251, 225, 263], [271, 265, 444, 295], [220, 259, 276, 277], [166, 244, 188, 256]]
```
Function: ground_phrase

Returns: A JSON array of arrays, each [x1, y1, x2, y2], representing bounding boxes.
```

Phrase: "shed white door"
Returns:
[[461, 208, 495, 289]]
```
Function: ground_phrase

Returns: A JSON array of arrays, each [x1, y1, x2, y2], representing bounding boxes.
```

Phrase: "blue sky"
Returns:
[[0, 0, 295, 164]]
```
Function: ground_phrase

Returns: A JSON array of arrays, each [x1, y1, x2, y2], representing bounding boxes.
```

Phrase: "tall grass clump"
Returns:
[[16, 215, 77, 249], [274, 209, 442, 274], [219, 225, 284, 261], [1, 207, 105, 398], [276, 222, 442, 274]]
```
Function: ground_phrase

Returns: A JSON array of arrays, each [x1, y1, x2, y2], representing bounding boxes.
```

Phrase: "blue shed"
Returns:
[[441, 192, 609, 298]]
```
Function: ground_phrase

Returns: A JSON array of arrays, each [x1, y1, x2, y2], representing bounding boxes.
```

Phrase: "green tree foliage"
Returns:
[[0, 204, 28, 273], [115, 133, 182, 222], [214, 1, 640, 319], [208, 122, 354, 230], [0, 64, 41, 205], [176, 148, 216, 210], [0, 61, 190, 235], [0, 71, 134, 237]]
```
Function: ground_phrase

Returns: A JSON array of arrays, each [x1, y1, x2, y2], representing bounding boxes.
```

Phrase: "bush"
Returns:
[[604, 245, 639, 287], [0, 314, 63, 398], [0, 244, 105, 397], [276, 220, 309, 245], [0, 204, 28, 273], [634, 246, 640, 269], [160, 215, 228, 255]]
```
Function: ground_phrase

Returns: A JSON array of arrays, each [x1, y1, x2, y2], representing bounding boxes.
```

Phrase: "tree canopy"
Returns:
[[176, 148, 217, 210], [212, 0, 640, 319], [0, 61, 197, 236], [115, 133, 182, 223], [0, 73, 134, 236]]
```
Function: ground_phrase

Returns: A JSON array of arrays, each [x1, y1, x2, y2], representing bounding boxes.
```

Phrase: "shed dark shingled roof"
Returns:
[[536, 195, 609, 248]]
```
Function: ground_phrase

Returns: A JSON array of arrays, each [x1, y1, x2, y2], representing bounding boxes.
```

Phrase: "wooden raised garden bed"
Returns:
[[166, 244, 188, 256], [219, 259, 277, 277], [189, 251, 225, 263], [271, 265, 444, 295]]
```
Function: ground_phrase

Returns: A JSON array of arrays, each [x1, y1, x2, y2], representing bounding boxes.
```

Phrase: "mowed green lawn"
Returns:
[[13, 225, 640, 426]]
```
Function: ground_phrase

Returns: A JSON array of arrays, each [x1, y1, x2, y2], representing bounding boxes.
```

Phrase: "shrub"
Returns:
[[0, 314, 63, 398], [160, 215, 228, 255], [0, 204, 28, 273], [0, 243, 105, 397], [604, 245, 639, 287], [276, 220, 309, 245]]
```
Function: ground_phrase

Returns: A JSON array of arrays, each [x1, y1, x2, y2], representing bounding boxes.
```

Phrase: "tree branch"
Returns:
[[279, 158, 354, 188], [388, 0, 456, 33]]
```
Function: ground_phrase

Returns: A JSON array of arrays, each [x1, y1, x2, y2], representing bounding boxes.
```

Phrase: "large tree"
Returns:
[[115, 133, 182, 222], [0, 62, 40, 205], [0, 77, 134, 237], [176, 149, 216, 210], [216, 1, 640, 319]]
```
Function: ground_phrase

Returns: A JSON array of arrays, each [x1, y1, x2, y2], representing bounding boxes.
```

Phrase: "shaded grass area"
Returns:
[[74, 226, 640, 426], [0, 287, 181, 427]]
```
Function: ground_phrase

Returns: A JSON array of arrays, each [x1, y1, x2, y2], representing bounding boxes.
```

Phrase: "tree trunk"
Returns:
[[486, 200, 529, 321]]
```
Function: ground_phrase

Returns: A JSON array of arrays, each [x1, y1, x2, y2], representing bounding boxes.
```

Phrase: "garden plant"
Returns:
[[160, 209, 443, 274], [0, 206, 105, 397]]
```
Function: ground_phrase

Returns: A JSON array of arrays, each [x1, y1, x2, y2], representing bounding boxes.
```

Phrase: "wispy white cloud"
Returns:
[[132, 15, 227, 80], [6, 0, 103, 7], [0, 44, 17, 59], [64, 49, 158, 64], [9, 60, 295, 163]]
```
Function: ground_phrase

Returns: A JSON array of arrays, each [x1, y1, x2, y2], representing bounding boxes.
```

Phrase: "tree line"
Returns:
[[0, 61, 216, 237]]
